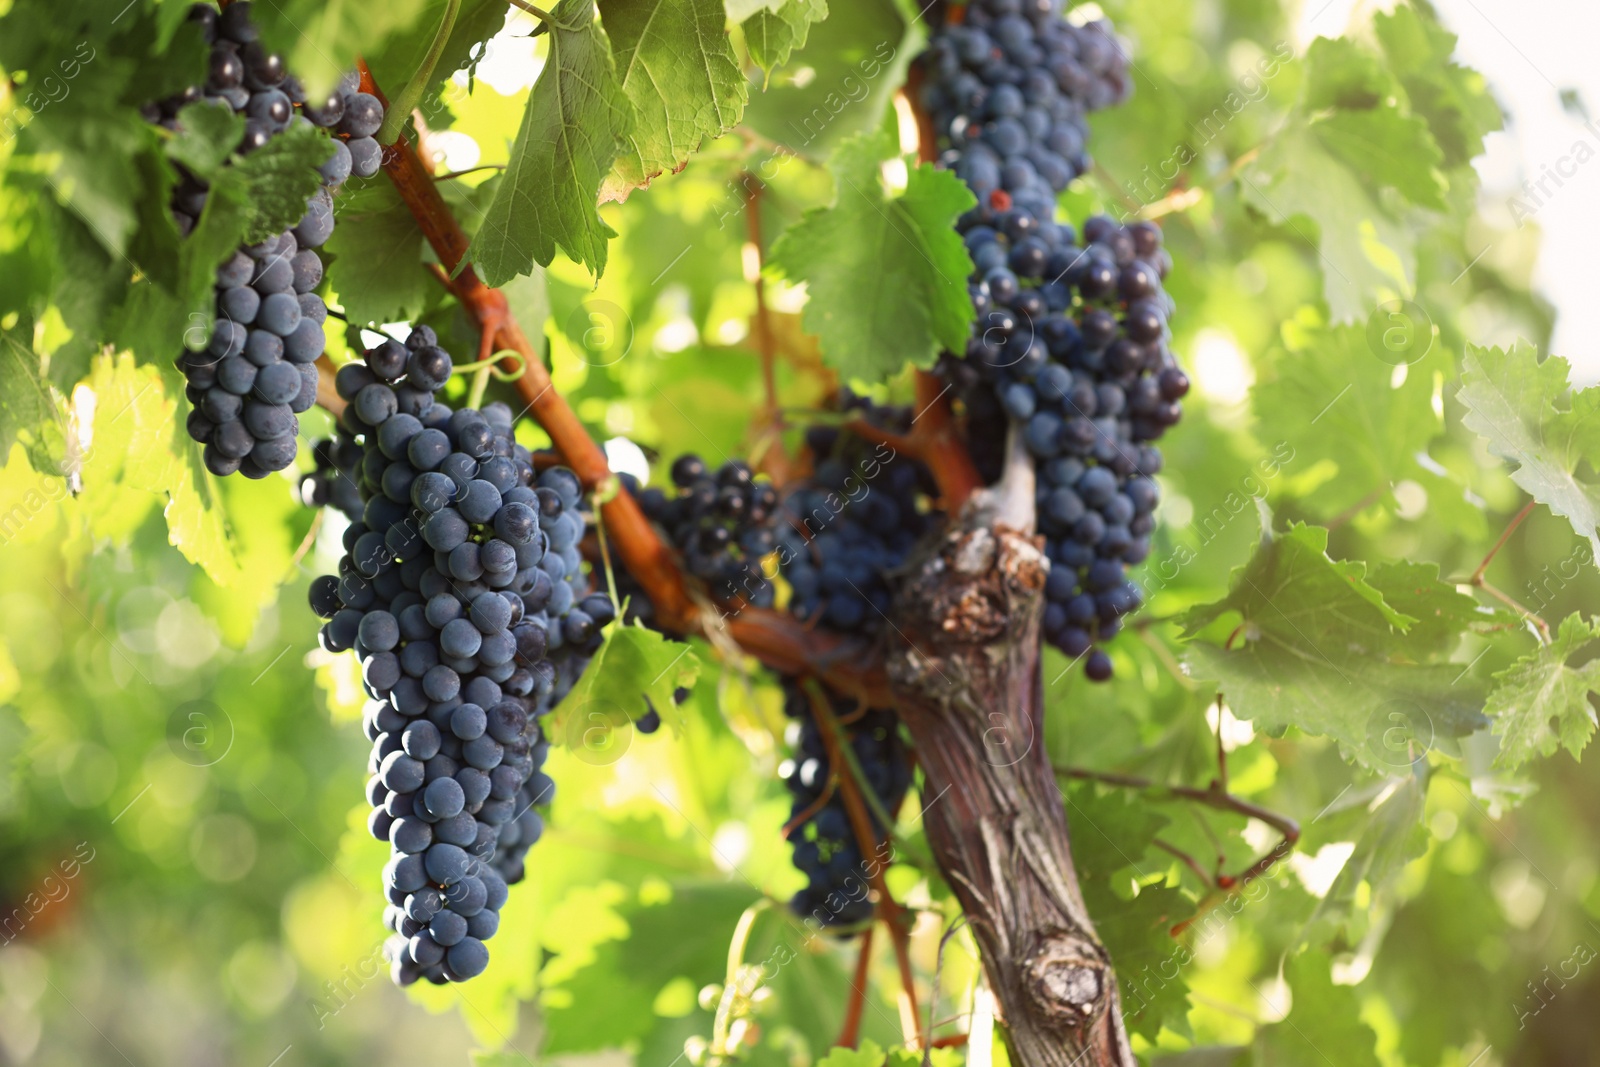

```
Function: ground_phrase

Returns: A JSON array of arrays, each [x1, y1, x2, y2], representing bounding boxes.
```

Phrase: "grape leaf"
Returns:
[[1239, 124, 1414, 325], [0, 333, 55, 459], [542, 882, 756, 1054], [740, 0, 908, 157], [1373, 4, 1503, 167], [1252, 326, 1441, 520], [165, 101, 244, 181], [1180, 522, 1415, 641], [1313, 109, 1446, 211], [551, 622, 700, 741], [1367, 561, 1504, 658], [1180, 523, 1491, 768], [1457, 343, 1600, 565], [362, 0, 510, 129], [1301, 765, 1429, 945], [598, 0, 748, 202], [744, 0, 829, 76], [251, 0, 432, 97], [768, 129, 975, 382], [1252, 952, 1382, 1067], [322, 180, 432, 326], [1486, 613, 1600, 769], [469, 0, 633, 283], [225, 121, 335, 245], [818, 1042, 891, 1067], [19, 106, 149, 258], [1239, 36, 1449, 323]]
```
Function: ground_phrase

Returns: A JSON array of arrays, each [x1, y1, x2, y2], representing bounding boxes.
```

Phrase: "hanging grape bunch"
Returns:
[[637, 456, 780, 608], [919, 0, 1185, 681], [780, 683, 912, 929], [306, 330, 575, 986], [778, 400, 934, 637], [147, 1, 386, 479]]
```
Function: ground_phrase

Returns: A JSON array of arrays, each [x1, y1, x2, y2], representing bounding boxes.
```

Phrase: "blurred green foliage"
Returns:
[[0, 0, 1598, 1066]]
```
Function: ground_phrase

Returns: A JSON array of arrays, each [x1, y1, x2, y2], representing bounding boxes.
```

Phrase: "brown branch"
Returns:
[[743, 174, 792, 483], [1452, 499, 1550, 642], [314, 354, 346, 418], [1473, 499, 1538, 583], [806, 680, 923, 1049], [1055, 765, 1300, 930], [837, 923, 875, 1049]]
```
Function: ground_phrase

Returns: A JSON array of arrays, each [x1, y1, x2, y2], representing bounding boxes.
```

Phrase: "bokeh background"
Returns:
[[2, 0, 1598, 1065]]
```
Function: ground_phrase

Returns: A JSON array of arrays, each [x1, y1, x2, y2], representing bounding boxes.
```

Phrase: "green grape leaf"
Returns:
[[744, 0, 829, 76], [1240, 36, 1451, 323], [322, 180, 432, 326], [362, 0, 510, 128], [1302, 766, 1429, 944], [469, 0, 633, 283], [542, 882, 755, 1053], [740, 0, 908, 157], [552, 622, 700, 742], [1252, 326, 1441, 520], [818, 1042, 891, 1067], [18, 106, 150, 259], [1179, 522, 1414, 640], [1180, 524, 1491, 768], [1373, 4, 1503, 167], [1252, 953, 1382, 1067], [165, 101, 245, 182], [768, 129, 975, 381], [1457, 343, 1600, 564], [1302, 36, 1394, 111], [0, 333, 55, 459], [1486, 614, 1600, 769], [1367, 561, 1505, 658], [223, 122, 334, 245], [1312, 109, 1446, 211], [598, 0, 748, 202], [251, 0, 433, 97], [1239, 124, 1414, 325]]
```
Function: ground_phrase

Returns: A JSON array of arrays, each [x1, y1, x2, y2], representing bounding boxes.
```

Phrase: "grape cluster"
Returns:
[[637, 456, 780, 608], [305, 333, 564, 986], [780, 682, 912, 928], [918, 0, 1129, 221], [919, 0, 1185, 680], [778, 413, 933, 637], [150, 2, 387, 478]]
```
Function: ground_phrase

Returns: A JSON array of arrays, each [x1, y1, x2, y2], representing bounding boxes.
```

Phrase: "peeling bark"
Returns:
[[887, 514, 1133, 1067]]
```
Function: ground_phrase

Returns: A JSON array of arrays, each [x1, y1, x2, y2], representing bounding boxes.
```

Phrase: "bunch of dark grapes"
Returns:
[[299, 431, 364, 520], [918, 0, 1129, 221], [778, 413, 933, 637], [150, 2, 387, 478], [918, 0, 1185, 681], [637, 456, 780, 608], [494, 468, 616, 884], [780, 682, 912, 928], [305, 332, 566, 986]]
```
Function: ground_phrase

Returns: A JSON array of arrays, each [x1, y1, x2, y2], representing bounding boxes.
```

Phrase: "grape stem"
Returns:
[[375, 0, 461, 145], [804, 679, 925, 1050], [836, 924, 875, 1049], [1457, 499, 1551, 643], [1054, 764, 1300, 932]]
